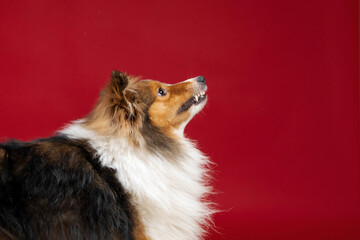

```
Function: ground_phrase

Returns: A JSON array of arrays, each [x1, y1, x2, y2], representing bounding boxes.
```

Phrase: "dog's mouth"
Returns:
[[178, 91, 207, 114]]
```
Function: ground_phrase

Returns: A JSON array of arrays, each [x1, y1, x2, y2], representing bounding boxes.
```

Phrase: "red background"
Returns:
[[0, 1, 359, 239]]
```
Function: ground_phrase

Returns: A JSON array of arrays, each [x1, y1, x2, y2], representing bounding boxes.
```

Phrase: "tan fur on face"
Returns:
[[81, 71, 202, 145], [147, 81, 195, 138]]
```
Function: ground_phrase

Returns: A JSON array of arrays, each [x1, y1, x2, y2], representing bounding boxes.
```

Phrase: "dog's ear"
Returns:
[[107, 70, 140, 121], [111, 70, 129, 92]]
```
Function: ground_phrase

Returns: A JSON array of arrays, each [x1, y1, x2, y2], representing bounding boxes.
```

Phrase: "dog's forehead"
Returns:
[[135, 79, 171, 88], [136, 79, 159, 87], [134, 80, 159, 105]]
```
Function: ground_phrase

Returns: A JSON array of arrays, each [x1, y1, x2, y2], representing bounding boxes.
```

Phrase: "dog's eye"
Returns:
[[158, 88, 167, 96]]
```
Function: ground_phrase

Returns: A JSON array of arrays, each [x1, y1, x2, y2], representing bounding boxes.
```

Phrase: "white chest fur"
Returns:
[[61, 124, 212, 240]]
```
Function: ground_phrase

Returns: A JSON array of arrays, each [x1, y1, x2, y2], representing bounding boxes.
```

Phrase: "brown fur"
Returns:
[[83, 71, 145, 138], [82, 71, 204, 153], [147, 81, 195, 138], [132, 219, 150, 240], [80, 71, 203, 159]]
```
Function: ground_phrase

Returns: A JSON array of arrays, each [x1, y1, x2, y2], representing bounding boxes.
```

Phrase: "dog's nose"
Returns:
[[197, 76, 206, 85]]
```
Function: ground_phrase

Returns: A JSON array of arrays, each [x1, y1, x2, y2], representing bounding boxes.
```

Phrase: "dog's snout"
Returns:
[[196, 76, 206, 85]]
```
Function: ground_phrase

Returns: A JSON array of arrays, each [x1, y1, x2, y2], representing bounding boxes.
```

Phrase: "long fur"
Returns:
[[0, 71, 213, 240]]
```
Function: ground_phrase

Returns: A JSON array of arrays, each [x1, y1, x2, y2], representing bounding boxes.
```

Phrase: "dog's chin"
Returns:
[[187, 95, 207, 118], [172, 97, 207, 137]]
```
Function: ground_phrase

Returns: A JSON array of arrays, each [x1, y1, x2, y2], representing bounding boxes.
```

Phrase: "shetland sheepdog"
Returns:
[[0, 71, 213, 240]]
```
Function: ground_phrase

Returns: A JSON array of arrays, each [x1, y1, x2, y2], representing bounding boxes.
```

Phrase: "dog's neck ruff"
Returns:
[[60, 122, 212, 240]]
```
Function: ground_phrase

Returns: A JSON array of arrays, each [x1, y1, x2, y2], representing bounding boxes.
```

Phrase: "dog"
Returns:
[[0, 71, 213, 240]]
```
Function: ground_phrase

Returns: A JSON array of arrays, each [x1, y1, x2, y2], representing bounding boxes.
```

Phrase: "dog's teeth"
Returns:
[[194, 92, 205, 102]]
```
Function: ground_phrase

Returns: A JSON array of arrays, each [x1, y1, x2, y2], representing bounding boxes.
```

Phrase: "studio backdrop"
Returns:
[[0, 0, 359, 239]]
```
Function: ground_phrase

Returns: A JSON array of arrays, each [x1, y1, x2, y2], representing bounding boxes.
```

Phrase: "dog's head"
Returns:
[[84, 71, 207, 143]]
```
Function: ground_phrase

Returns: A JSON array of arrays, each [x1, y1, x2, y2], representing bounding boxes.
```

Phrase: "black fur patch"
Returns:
[[141, 115, 182, 159], [111, 70, 129, 92], [0, 136, 135, 240]]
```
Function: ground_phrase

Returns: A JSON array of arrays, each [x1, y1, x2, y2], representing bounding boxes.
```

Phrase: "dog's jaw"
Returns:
[[173, 96, 208, 138]]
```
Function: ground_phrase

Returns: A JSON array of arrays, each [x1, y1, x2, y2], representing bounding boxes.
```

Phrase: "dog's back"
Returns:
[[0, 137, 136, 240]]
